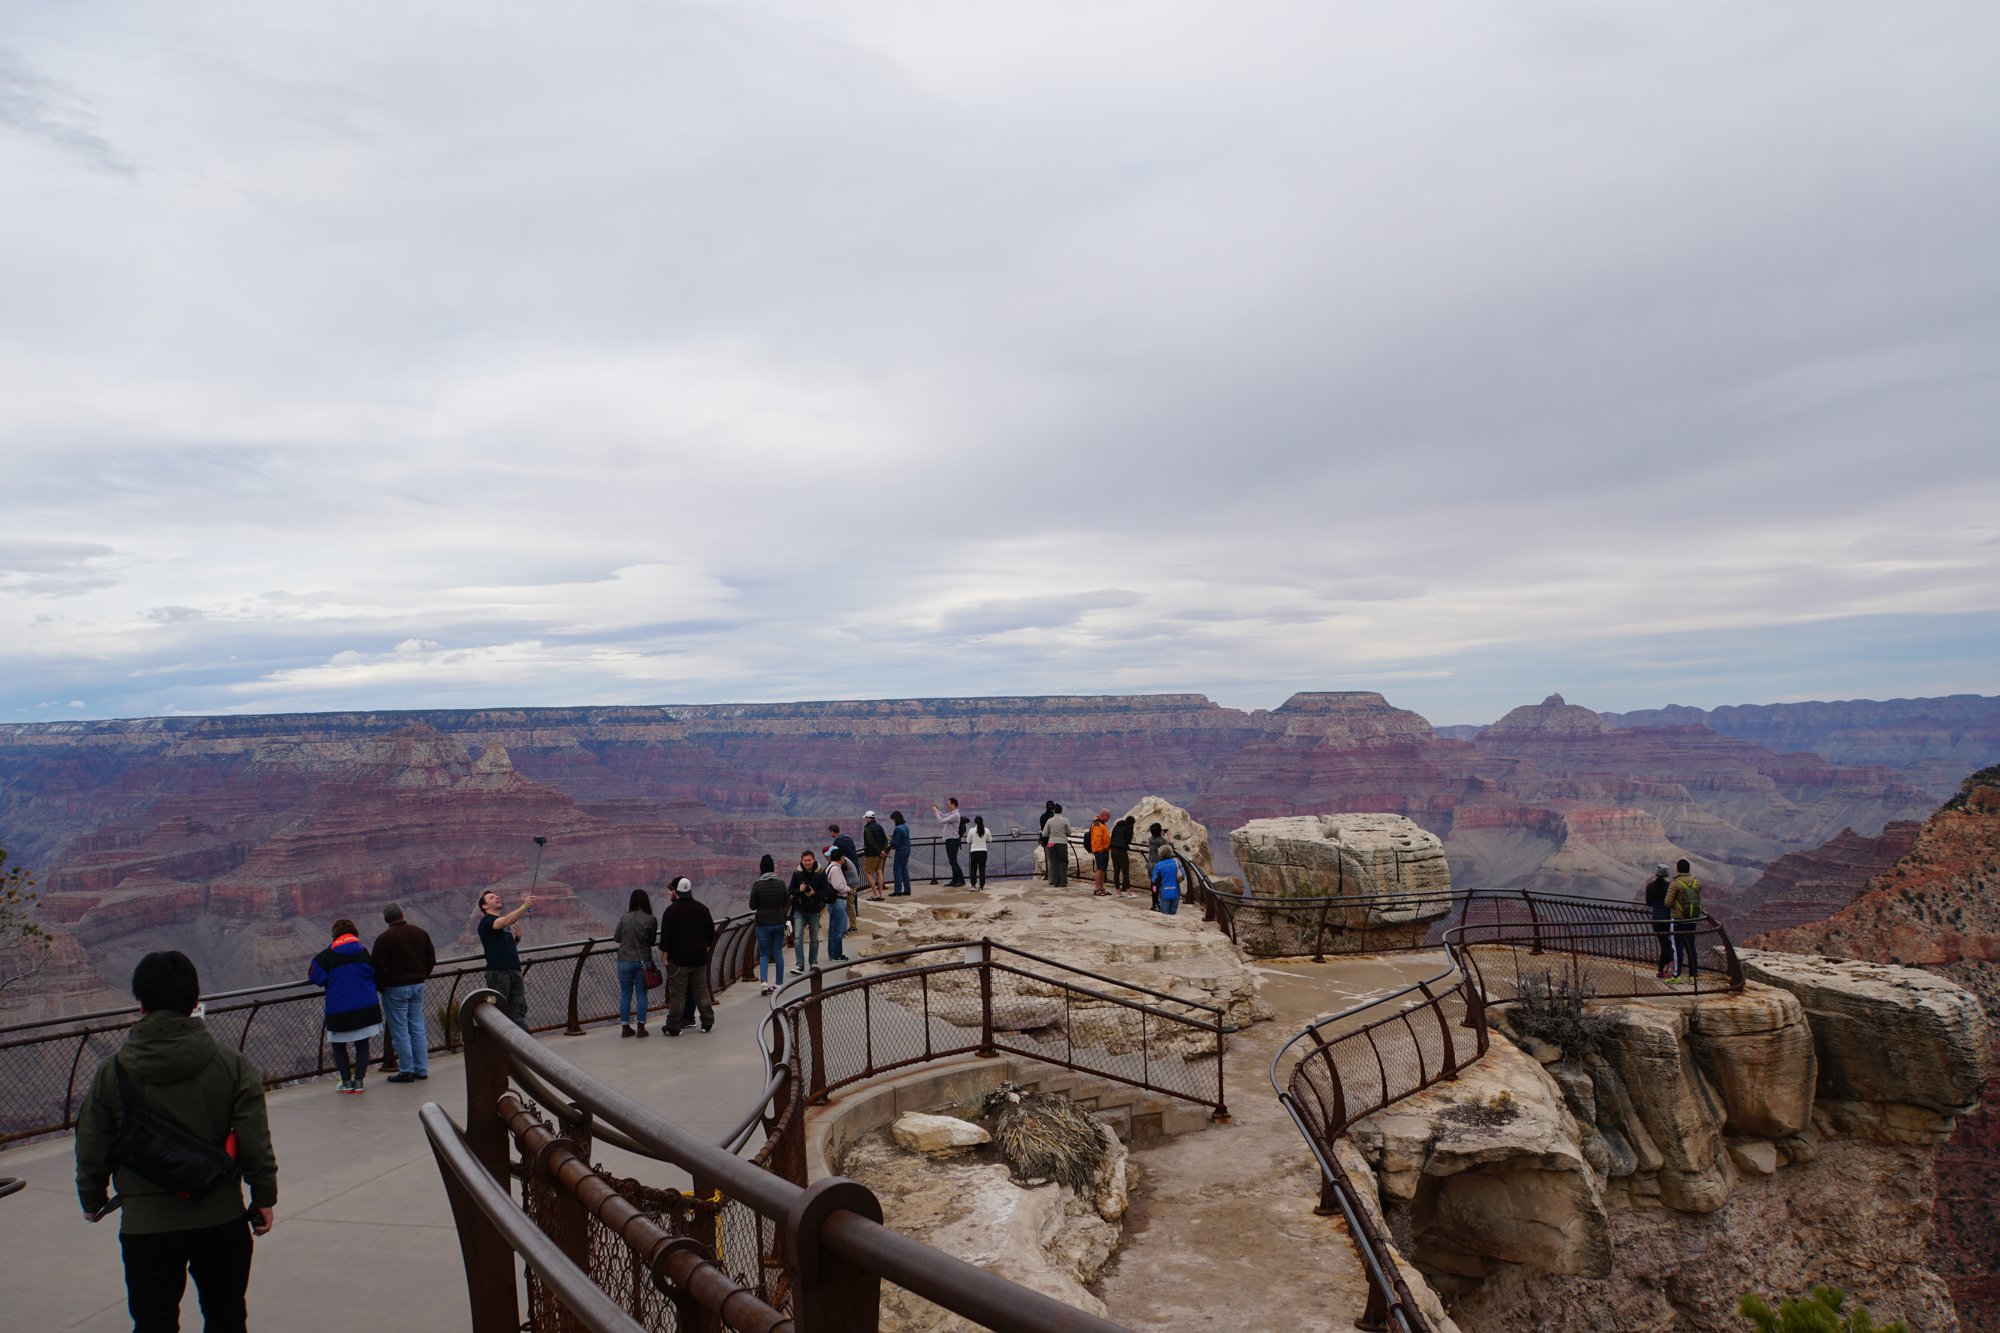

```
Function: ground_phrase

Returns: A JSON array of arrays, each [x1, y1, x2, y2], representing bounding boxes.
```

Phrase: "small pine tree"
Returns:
[[0, 843, 51, 1010], [1739, 1285, 1908, 1333]]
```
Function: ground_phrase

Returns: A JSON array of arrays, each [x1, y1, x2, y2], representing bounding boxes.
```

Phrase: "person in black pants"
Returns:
[[934, 797, 965, 885], [1109, 815, 1136, 895], [1644, 863, 1673, 979]]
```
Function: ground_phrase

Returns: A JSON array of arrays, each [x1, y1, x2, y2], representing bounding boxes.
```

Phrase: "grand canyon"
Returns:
[[2, 689, 1994, 1013]]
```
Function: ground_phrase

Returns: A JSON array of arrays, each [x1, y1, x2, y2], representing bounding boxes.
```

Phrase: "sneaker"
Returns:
[[700, 1021, 713, 1033], [1656, 970, 1668, 980], [386, 1072, 418, 1084], [621, 1025, 634, 1038], [336, 1078, 353, 1093], [664, 1028, 681, 1037], [760, 982, 776, 994], [351, 1081, 367, 1094]]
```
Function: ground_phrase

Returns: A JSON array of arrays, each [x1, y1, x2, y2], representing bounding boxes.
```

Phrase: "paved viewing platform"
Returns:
[[2, 879, 1456, 1333]]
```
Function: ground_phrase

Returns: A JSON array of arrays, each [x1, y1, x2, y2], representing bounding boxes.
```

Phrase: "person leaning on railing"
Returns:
[[476, 888, 534, 1024], [373, 902, 437, 1082], [76, 950, 278, 1333]]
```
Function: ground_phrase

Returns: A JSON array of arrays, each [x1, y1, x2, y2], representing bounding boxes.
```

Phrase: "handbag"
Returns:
[[643, 961, 664, 991], [110, 1058, 239, 1200]]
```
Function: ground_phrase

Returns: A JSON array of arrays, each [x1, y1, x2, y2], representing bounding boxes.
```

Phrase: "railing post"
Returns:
[[454, 992, 521, 1333], [785, 1177, 884, 1333], [1212, 1004, 1230, 1123], [564, 938, 597, 1036], [806, 969, 829, 1103], [1312, 900, 1330, 963], [1522, 888, 1544, 955], [1359, 1276, 1391, 1332], [976, 939, 996, 1057]]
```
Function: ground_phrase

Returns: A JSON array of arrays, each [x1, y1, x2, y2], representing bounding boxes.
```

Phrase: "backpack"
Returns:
[[109, 1057, 240, 1200], [1671, 875, 1703, 920]]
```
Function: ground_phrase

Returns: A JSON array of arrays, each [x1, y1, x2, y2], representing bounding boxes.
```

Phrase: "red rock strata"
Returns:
[[0, 693, 1967, 1007], [1755, 767, 2000, 1330]]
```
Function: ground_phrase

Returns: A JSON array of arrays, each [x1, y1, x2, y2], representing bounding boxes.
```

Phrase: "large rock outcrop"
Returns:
[[1229, 813, 1451, 916], [1353, 961, 1982, 1332]]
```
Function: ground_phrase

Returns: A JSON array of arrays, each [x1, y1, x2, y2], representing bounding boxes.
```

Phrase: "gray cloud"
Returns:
[[0, 2, 1993, 722]]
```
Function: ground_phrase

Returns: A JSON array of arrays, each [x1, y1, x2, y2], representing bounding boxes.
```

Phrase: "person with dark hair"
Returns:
[[1042, 804, 1072, 887], [476, 887, 533, 1025], [933, 796, 965, 886], [967, 815, 990, 890], [1109, 815, 1137, 896], [750, 855, 790, 994], [309, 919, 381, 1094], [374, 903, 436, 1084], [1145, 823, 1169, 909], [1644, 864, 1674, 980], [1088, 809, 1114, 896], [77, 951, 278, 1332], [614, 888, 659, 1037], [789, 851, 830, 971], [888, 811, 913, 896], [820, 851, 852, 962], [660, 877, 717, 1036], [1666, 858, 1703, 983]]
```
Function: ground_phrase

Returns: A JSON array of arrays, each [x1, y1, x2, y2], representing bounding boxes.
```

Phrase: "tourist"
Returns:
[[1043, 804, 1072, 887], [1146, 825, 1170, 909], [967, 815, 991, 890], [309, 919, 382, 1094], [934, 796, 966, 886], [77, 950, 278, 1332], [613, 888, 659, 1037], [373, 902, 437, 1082], [1109, 815, 1137, 897], [1667, 859, 1703, 983], [827, 823, 860, 878], [750, 855, 790, 994], [1151, 853, 1184, 915], [822, 851, 852, 961], [476, 888, 533, 1024], [1037, 799, 1058, 852], [790, 850, 830, 971], [1088, 809, 1113, 896], [1645, 863, 1674, 980], [660, 877, 716, 1035], [889, 810, 914, 896], [861, 811, 890, 898]]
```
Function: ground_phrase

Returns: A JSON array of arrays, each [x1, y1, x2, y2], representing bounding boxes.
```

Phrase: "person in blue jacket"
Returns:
[[309, 918, 383, 1093], [1150, 854, 1184, 915], [889, 810, 914, 896]]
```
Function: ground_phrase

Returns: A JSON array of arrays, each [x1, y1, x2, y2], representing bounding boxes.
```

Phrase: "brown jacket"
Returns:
[[370, 920, 437, 988]]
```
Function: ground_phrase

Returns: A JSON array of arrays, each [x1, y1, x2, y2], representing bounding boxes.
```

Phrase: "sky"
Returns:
[[2, 2, 1996, 728]]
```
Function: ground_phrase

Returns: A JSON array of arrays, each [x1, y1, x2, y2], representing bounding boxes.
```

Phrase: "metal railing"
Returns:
[[1251, 886, 1746, 1333], [427, 924, 1234, 1333], [0, 917, 758, 1147]]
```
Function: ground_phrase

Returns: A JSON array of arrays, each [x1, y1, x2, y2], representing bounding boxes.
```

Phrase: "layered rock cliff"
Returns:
[[1753, 766, 2000, 1329], [0, 692, 1971, 1008]]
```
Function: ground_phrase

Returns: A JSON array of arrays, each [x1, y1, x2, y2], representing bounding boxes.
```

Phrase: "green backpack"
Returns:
[[1671, 875, 1703, 919]]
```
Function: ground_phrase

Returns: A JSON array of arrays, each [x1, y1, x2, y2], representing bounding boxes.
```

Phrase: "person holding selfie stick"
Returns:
[[476, 887, 534, 1025]]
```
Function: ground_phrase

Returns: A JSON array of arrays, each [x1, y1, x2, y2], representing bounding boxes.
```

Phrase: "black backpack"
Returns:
[[110, 1057, 240, 1200]]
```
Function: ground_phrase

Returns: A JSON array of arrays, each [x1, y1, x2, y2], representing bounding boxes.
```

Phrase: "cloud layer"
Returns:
[[2, 2, 1996, 725]]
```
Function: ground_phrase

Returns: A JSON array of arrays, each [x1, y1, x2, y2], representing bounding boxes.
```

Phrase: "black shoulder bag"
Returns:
[[110, 1058, 239, 1200]]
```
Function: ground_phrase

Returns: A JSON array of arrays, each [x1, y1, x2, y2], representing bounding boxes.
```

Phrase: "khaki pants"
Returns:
[[666, 963, 713, 1033]]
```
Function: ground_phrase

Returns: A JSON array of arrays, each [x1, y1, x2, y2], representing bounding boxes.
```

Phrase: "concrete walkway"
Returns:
[[0, 980, 775, 1333]]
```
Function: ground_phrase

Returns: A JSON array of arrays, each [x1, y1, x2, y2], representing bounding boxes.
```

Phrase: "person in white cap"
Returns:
[[660, 877, 716, 1035], [861, 811, 889, 899]]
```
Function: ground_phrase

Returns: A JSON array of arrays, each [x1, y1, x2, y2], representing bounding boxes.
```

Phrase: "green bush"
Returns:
[[1739, 1285, 1907, 1333]]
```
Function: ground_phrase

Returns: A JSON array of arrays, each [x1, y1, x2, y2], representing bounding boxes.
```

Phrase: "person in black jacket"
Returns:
[[789, 851, 831, 971], [749, 856, 790, 994], [1644, 863, 1673, 979], [1109, 815, 1137, 896], [861, 812, 890, 899], [659, 878, 716, 1035]]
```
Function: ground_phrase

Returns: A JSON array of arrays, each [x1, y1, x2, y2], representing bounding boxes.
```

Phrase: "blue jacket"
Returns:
[[309, 936, 382, 1033], [891, 823, 911, 855], [1151, 858, 1183, 897]]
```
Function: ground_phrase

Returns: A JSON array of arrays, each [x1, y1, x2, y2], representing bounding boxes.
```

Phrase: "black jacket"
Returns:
[[749, 873, 790, 927], [788, 869, 831, 915], [659, 897, 716, 968], [862, 821, 889, 855]]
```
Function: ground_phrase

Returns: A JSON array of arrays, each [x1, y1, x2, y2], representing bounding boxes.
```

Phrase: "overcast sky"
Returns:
[[3, 1, 1995, 727]]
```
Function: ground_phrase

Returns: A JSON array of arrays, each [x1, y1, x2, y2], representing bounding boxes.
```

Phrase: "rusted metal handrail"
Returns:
[[0, 919, 754, 1146], [444, 986, 1133, 1333]]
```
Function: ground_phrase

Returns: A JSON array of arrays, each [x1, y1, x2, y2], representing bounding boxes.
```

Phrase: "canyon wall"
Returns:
[[1752, 766, 2000, 1330], [0, 691, 1977, 1011]]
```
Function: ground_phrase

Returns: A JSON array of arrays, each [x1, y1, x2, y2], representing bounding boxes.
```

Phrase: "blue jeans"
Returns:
[[616, 959, 649, 1026], [793, 910, 821, 971], [892, 849, 913, 895], [381, 983, 428, 1077], [826, 898, 848, 960], [756, 924, 786, 984], [1160, 894, 1180, 915]]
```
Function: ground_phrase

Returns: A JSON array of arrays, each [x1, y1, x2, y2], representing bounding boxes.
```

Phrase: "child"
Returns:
[[1150, 854, 1183, 915]]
